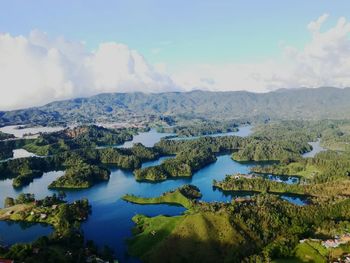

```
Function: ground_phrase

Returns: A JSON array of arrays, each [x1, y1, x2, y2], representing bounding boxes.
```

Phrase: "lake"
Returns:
[[0, 125, 308, 262], [169, 125, 253, 141], [0, 149, 38, 163], [302, 139, 326, 158], [0, 125, 64, 138], [117, 128, 175, 148], [0, 221, 52, 246]]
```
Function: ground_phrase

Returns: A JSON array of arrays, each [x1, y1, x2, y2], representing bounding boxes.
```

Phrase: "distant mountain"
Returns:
[[1, 87, 350, 126]]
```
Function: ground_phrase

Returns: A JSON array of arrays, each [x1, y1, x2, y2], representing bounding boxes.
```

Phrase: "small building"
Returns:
[[40, 213, 47, 219], [322, 239, 340, 248]]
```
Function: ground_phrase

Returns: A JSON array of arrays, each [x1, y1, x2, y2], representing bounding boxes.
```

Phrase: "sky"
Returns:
[[1, 0, 350, 110]]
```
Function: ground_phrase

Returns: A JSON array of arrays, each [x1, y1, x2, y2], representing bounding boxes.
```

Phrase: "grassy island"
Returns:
[[123, 184, 201, 209]]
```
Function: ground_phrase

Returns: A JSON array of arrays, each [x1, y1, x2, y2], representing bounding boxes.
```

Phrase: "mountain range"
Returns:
[[1, 87, 350, 126]]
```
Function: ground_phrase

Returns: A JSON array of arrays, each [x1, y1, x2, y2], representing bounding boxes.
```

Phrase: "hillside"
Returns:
[[1, 87, 350, 126]]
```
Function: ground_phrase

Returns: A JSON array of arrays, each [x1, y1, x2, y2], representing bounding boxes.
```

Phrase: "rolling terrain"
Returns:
[[2, 87, 350, 126]]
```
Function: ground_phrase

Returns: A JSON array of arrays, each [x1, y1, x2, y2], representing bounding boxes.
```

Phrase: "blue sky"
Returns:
[[1, 1, 350, 110], [1, 0, 349, 65]]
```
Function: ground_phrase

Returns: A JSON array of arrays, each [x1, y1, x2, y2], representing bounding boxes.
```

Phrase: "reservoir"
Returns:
[[0, 125, 308, 262]]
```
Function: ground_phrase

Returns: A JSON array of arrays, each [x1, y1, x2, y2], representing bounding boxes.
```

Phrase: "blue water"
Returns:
[[118, 129, 175, 148], [281, 195, 309, 206], [261, 174, 300, 184], [170, 125, 253, 140], [141, 156, 174, 169], [302, 139, 326, 158], [0, 126, 306, 262], [0, 221, 52, 246], [0, 171, 64, 205]]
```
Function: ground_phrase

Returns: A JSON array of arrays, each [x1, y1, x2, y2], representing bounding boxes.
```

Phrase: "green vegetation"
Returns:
[[125, 119, 350, 263], [290, 241, 328, 263], [12, 170, 43, 188], [129, 211, 245, 263], [0, 138, 33, 160], [251, 162, 320, 179], [159, 120, 240, 137], [49, 162, 110, 189], [123, 184, 201, 209], [0, 157, 56, 187], [3, 119, 350, 262], [0, 194, 115, 262], [128, 191, 350, 262], [0, 128, 162, 188], [129, 214, 184, 259], [251, 148, 350, 185], [0, 194, 89, 236], [157, 128, 311, 162], [98, 143, 160, 169], [134, 147, 216, 181], [214, 173, 350, 202], [133, 121, 344, 182], [214, 175, 306, 195], [4, 87, 350, 126], [22, 125, 135, 155], [274, 239, 350, 262]]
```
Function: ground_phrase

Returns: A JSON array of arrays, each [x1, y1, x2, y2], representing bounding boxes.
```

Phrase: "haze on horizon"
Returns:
[[1, 0, 350, 110]]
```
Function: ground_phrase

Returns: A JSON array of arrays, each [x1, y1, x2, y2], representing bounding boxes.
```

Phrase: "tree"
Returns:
[[4, 197, 15, 208]]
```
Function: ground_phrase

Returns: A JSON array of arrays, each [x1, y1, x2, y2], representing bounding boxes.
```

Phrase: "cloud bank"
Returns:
[[1, 14, 350, 110], [174, 14, 350, 92], [0, 30, 176, 110]]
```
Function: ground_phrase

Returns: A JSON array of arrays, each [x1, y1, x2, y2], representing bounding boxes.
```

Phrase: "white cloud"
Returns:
[[307, 13, 329, 33], [1, 14, 350, 110], [171, 14, 350, 93], [0, 30, 176, 110], [171, 61, 290, 92]]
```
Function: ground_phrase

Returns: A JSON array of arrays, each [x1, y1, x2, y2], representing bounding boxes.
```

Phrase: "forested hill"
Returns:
[[1, 87, 350, 126]]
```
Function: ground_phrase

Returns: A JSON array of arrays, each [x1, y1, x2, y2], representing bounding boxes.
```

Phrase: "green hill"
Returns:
[[2, 87, 350, 126]]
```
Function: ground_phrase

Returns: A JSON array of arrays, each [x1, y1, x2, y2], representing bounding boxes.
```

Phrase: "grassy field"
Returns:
[[129, 214, 184, 258], [273, 241, 328, 263], [129, 211, 253, 263], [0, 202, 62, 227], [122, 189, 193, 209], [0, 203, 34, 220], [252, 162, 321, 179]]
